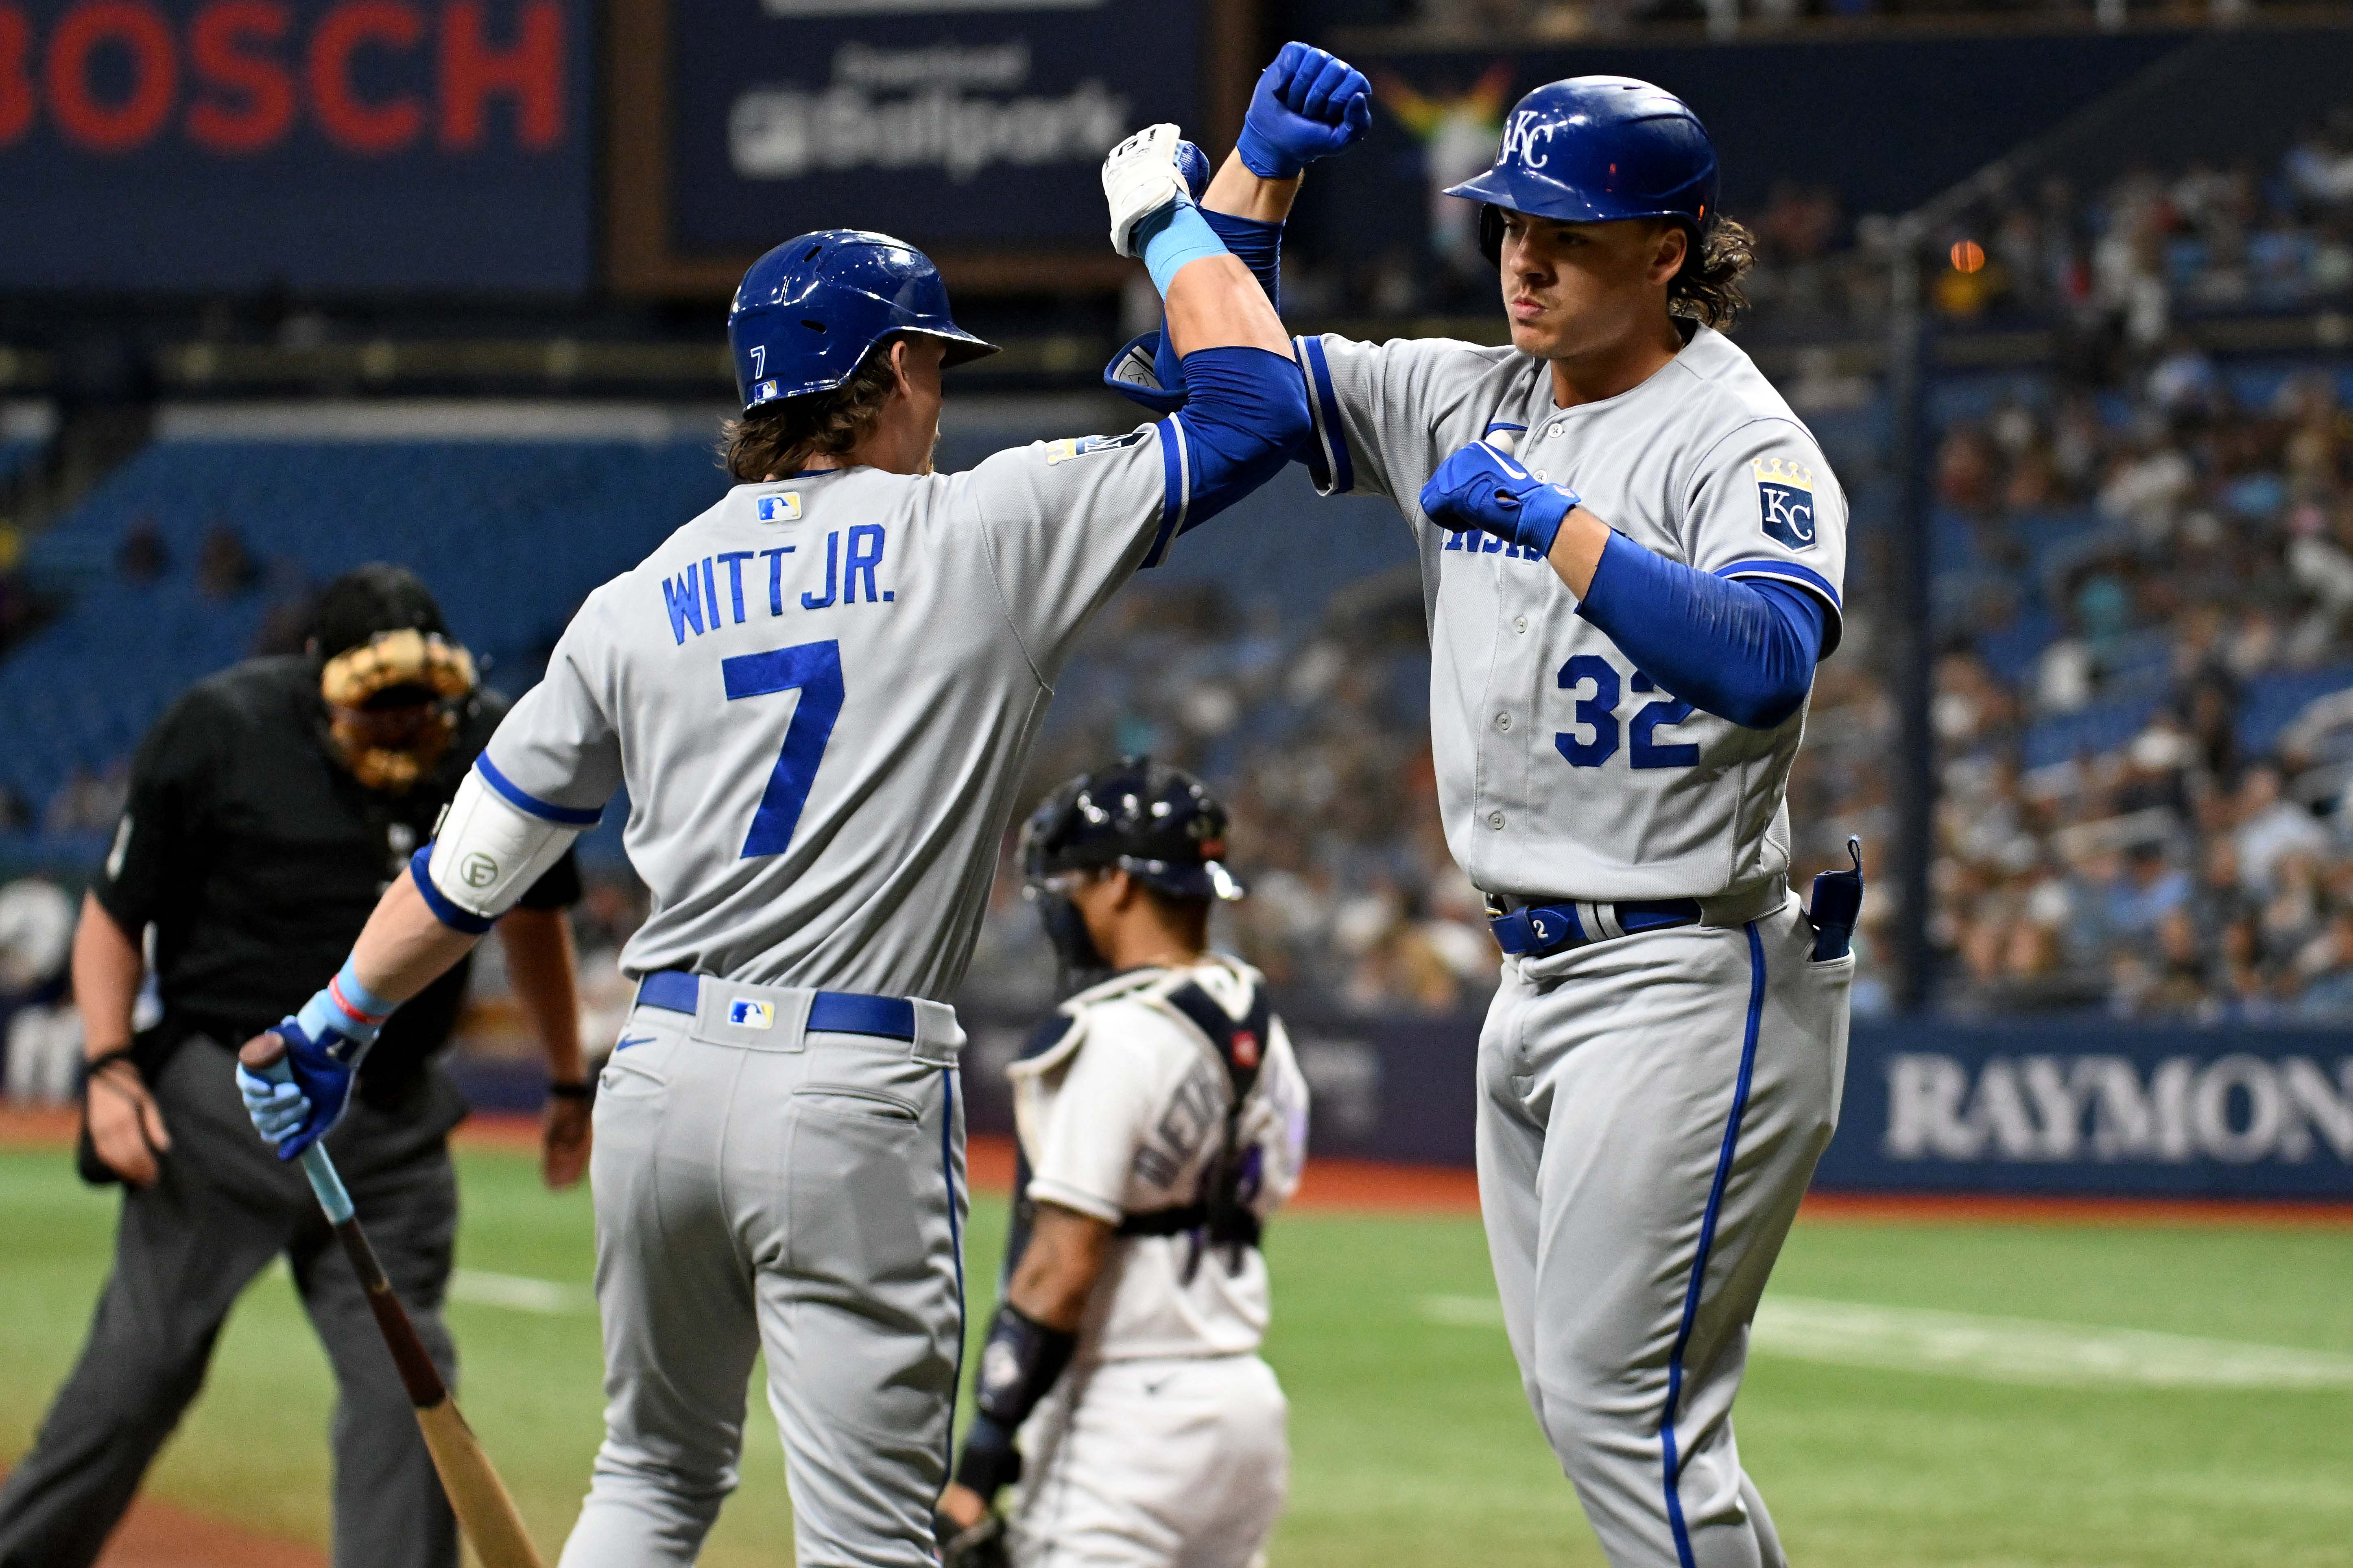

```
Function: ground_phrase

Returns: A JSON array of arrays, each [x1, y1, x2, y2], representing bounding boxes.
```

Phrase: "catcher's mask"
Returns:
[[1017, 756, 1244, 983], [319, 628, 477, 793]]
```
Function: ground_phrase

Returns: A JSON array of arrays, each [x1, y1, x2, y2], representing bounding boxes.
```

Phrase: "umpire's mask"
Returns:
[[310, 565, 478, 794]]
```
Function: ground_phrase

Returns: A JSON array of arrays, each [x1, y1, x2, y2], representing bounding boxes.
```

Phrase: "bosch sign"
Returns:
[[0, 0, 589, 291]]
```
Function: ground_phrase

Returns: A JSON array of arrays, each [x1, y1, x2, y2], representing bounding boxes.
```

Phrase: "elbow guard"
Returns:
[[410, 767, 580, 933], [1162, 344, 1312, 537]]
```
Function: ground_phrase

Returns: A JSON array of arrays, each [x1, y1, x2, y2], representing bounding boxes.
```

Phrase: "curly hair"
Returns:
[[1668, 217, 1756, 331], [720, 336, 904, 482]]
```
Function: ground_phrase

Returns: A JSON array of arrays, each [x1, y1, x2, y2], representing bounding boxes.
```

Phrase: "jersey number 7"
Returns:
[[722, 640, 846, 857]]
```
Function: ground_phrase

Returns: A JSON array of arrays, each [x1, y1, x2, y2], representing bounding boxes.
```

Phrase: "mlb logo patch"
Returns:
[[1753, 456, 1818, 550], [757, 493, 801, 523], [727, 999, 775, 1030], [1043, 430, 1147, 466]]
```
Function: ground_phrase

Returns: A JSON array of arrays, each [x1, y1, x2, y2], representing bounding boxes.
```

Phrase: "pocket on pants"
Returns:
[[785, 1075, 941, 1291], [793, 1082, 923, 1122]]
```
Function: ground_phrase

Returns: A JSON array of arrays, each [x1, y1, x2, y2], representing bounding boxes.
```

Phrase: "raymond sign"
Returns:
[[1818, 1024, 2353, 1200], [668, 0, 1199, 256], [0, 0, 592, 291]]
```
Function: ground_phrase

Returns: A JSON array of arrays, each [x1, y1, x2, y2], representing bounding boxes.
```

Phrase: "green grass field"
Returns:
[[4, 1145, 2351, 1566]]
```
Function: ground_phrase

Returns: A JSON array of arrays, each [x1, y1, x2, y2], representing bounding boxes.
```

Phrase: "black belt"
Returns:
[[1486, 897, 1703, 958]]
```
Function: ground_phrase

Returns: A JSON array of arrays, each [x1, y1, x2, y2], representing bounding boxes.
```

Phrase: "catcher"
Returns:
[[936, 759, 1309, 1568], [0, 565, 589, 1568]]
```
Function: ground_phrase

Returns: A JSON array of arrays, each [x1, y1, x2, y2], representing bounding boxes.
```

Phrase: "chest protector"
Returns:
[[1008, 976, 1275, 1287]]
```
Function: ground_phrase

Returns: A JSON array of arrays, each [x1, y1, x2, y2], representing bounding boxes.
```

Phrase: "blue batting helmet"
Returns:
[[728, 229, 999, 412], [1445, 76, 1718, 265]]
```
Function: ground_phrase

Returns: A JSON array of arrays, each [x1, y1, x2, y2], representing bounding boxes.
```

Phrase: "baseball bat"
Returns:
[[241, 1036, 546, 1568]]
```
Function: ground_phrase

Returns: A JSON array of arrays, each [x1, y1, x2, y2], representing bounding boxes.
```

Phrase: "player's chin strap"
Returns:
[[953, 1303, 1078, 1500]]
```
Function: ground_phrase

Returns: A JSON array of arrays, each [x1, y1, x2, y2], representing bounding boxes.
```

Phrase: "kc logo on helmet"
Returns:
[[1497, 108, 1559, 170], [1753, 456, 1817, 550]]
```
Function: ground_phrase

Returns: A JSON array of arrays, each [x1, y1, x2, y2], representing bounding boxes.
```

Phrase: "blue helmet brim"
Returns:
[[1443, 163, 1712, 230]]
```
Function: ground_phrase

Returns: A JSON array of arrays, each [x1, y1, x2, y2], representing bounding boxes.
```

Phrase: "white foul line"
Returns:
[[1417, 1294, 2353, 1391], [450, 1269, 596, 1315]]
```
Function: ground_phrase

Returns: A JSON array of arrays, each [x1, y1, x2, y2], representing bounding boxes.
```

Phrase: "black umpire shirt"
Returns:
[[92, 654, 581, 1109]]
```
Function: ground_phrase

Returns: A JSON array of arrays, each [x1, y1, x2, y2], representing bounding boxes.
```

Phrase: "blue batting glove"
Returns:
[[1419, 441, 1583, 558], [243, 968, 389, 1159], [237, 1066, 311, 1143], [1237, 42, 1371, 179], [1176, 137, 1212, 202]]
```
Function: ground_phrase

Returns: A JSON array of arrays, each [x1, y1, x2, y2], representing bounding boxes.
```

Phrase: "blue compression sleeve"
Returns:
[[1202, 208, 1281, 311], [1138, 203, 1228, 297], [1576, 533, 1829, 729], [1163, 345, 1311, 536]]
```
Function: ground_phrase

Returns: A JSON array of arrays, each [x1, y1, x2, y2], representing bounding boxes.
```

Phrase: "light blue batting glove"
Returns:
[[1237, 42, 1373, 179], [238, 962, 392, 1160], [237, 1066, 311, 1143], [1419, 441, 1582, 558]]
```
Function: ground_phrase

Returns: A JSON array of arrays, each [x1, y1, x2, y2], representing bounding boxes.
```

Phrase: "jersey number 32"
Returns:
[[1556, 654, 1698, 770]]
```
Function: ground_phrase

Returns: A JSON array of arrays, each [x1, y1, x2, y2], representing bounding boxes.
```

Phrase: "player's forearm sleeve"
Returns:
[[1163, 344, 1310, 536], [1202, 208, 1281, 311], [1576, 532, 1827, 730], [410, 765, 587, 933]]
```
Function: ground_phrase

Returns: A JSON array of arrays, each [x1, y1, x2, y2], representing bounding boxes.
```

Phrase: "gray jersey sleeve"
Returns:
[[476, 587, 626, 819], [1679, 418, 1849, 652], [953, 421, 1180, 678], [1294, 333, 1507, 504]]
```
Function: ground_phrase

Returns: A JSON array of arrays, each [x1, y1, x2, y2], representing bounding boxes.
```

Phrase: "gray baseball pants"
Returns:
[[1476, 896, 1851, 1568], [0, 1031, 464, 1568], [557, 981, 967, 1568]]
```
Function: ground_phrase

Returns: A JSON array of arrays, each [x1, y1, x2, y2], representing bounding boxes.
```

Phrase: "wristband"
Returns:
[[82, 1045, 139, 1093], [953, 1413, 1023, 1499], [1138, 203, 1229, 298], [548, 1079, 594, 1101], [327, 956, 395, 1031]]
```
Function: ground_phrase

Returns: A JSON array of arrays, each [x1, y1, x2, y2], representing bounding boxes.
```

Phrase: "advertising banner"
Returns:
[[668, 0, 1199, 256], [1819, 1023, 2353, 1200], [0, 0, 593, 292], [946, 1012, 2353, 1203]]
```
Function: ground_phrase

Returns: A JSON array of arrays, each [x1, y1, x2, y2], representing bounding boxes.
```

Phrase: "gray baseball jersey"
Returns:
[[1294, 324, 1846, 903], [481, 423, 1195, 999]]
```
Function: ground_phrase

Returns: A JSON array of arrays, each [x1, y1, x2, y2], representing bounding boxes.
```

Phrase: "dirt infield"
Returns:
[[0, 1473, 324, 1568]]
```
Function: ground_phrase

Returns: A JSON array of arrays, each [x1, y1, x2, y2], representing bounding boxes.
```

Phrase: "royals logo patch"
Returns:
[[1753, 456, 1818, 550]]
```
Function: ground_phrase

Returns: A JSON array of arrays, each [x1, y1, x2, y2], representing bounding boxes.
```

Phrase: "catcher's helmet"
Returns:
[[728, 230, 999, 412], [1021, 757, 1244, 905], [1445, 76, 1718, 266]]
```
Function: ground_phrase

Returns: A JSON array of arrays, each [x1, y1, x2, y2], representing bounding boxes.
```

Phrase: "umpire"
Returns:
[[0, 564, 591, 1568]]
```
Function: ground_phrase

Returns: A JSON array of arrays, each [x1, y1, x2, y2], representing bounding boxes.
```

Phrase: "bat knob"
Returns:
[[239, 1032, 289, 1073]]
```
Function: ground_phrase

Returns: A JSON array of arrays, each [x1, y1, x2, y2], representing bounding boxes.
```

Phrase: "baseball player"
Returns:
[[1156, 70, 1865, 1567], [934, 759, 1308, 1568], [231, 125, 1311, 1568]]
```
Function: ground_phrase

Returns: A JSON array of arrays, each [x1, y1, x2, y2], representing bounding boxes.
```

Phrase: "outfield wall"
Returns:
[[944, 1015, 2353, 1202]]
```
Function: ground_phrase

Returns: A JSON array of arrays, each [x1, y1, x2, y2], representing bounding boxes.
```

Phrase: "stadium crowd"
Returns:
[[1924, 353, 2353, 1018]]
